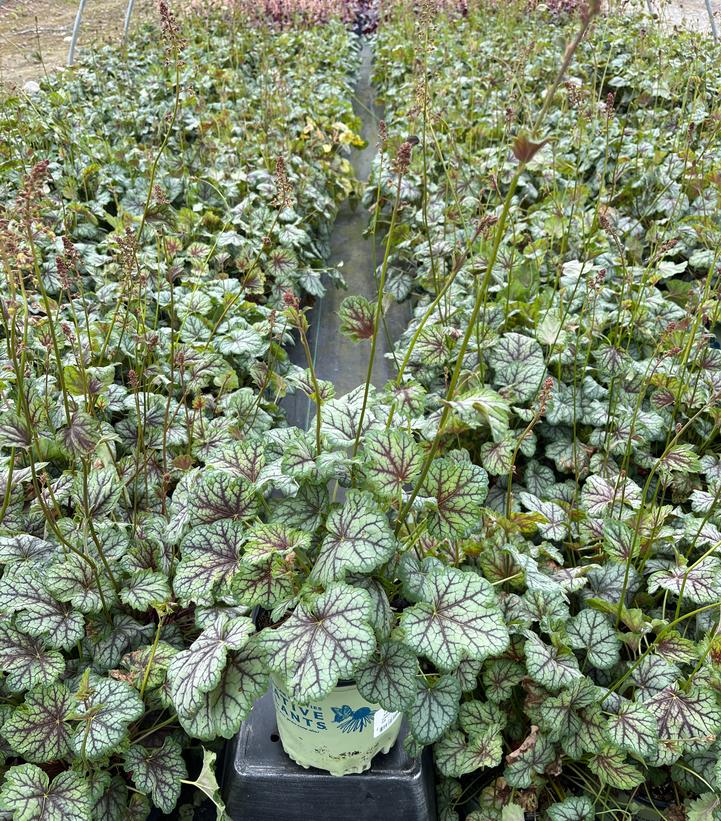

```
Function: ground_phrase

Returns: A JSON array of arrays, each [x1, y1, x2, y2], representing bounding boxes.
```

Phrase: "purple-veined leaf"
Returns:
[[339, 295, 375, 341], [606, 701, 658, 757], [631, 654, 681, 700], [356, 640, 418, 711], [232, 559, 296, 609], [71, 467, 122, 517], [175, 519, 246, 605], [92, 774, 128, 821], [482, 659, 525, 703], [0, 566, 84, 650], [400, 568, 508, 671], [207, 438, 266, 484], [524, 633, 582, 692], [0, 413, 31, 448], [565, 610, 621, 671], [479, 435, 515, 476], [0, 764, 90, 821], [648, 558, 721, 605], [0, 624, 64, 692], [124, 737, 187, 814], [270, 482, 329, 532], [168, 617, 254, 721], [407, 674, 460, 745], [177, 637, 269, 740], [587, 745, 644, 789], [70, 674, 144, 760], [546, 795, 594, 821], [362, 429, 422, 499], [0, 534, 56, 566], [486, 333, 546, 403], [445, 387, 511, 441], [645, 686, 721, 753], [187, 469, 258, 527], [2, 684, 73, 763], [281, 433, 318, 481], [420, 456, 488, 539], [580, 474, 641, 516], [319, 391, 380, 448], [120, 570, 171, 611], [260, 583, 375, 702], [504, 727, 556, 789], [61, 411, 101, 456], [453, 658, 483, 693], [311, 491, 396, 583], [244, 522, 310, 565], [46, 555, 117, 615], [435, 728, 503, 778], [518, 492, 569, 541]]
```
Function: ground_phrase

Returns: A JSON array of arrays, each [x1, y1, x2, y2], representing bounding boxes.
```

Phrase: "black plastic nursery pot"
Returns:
[[220, 690, 436, 821]]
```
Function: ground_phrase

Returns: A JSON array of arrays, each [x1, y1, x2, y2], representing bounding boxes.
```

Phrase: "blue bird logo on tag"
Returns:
[[331, 705, 375, 733]]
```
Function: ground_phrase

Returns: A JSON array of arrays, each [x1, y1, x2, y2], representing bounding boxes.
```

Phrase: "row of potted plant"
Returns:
[[0, 9, 366, 818], [362, 1, 721, 818]]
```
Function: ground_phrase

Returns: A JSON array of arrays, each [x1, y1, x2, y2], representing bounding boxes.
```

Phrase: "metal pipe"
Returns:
[[705, 0, 719, 39], [123, 0, 137, 42], [67, 0, 88, 66]]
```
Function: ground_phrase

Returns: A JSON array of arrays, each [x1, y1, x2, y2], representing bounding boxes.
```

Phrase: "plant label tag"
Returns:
[[373, 708, 400, 738]]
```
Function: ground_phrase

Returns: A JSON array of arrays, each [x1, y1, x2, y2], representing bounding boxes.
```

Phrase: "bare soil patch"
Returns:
[[0, 0, 155, 88]]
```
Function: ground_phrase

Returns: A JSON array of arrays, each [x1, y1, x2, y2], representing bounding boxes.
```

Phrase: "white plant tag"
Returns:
[[373, 708, 400, 738]]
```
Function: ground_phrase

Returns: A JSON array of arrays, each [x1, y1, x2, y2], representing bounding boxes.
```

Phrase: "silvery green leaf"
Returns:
[[420, 456, 488, 539], [177, 638, 268, 740], [486, 333, 546, 402], [320, 391, 379, 448], [2, 684, 72, 763], [645, 686, 721, 753], [0, 764, 90, 821], [453, 658, 483, 693], [479, 435, 515, 476], [408, 675, 460, 745], [518, 492, 569, 541], [45, 554, 117, 615], [120, 570, 171, 611], [588, 745, 644, 789], [435, 728, 503, 778], [400, 568, 508, 671], [362, 429, 422, 499], [71, 675, 144, 760], [482, 659, 525, 702], [124, 737, 187, 814], [261, 583, 375, 702], [504, 728, 556, 789], [339, 295, 375, 341], [648, 558, 721, 605], [356, 640, 418, 711], [186, 469, 258, 527], [580, 474, 641, 516], [546, 795, 594, 821], [207, 438, 266, 484], [270, 482, 329, 531], [523, 633, 582, 692], [0, 566, 84, 651], [92, 774, 128, 821], [244, 523, 310, 565], [0, 625, 64, 692], [175, 520, 245, 605], [232, 560, 295, 609], [631, 654, 681, 700], [565, 610, 621, 670], [445, 387, 511, 441], [0, 534, 55, 566], [168, 617, 254, 721], [72, 467, 122, 517], [606, 701, 658, 757], [311, 491, 395, 583]]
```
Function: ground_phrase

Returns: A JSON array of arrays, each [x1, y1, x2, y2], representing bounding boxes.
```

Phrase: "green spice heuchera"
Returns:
[[368, 1, 721, 818]]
